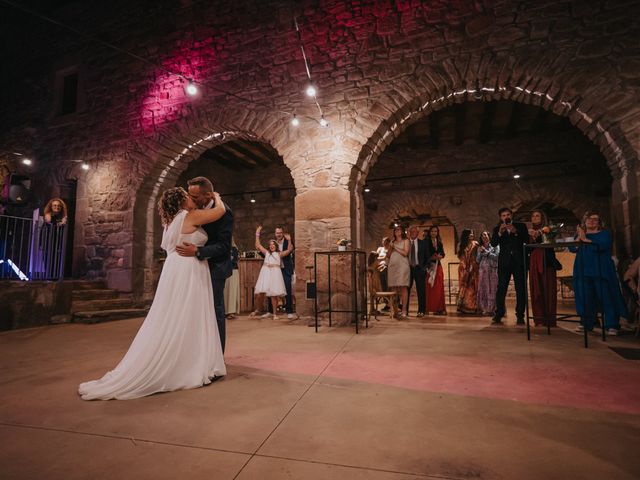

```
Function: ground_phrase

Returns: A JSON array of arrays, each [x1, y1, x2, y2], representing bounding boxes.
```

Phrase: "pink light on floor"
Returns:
[[135, 37, 218, 134]]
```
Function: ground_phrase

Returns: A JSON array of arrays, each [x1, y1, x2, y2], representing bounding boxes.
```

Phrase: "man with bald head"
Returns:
[[407, 225, 429, 317]]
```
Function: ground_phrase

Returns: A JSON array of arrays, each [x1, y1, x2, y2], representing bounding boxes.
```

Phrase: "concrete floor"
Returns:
[[1, 311, 639, 480]]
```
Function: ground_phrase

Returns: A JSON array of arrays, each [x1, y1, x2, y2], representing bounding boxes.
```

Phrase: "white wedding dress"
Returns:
[[79, 210, 226, 400]]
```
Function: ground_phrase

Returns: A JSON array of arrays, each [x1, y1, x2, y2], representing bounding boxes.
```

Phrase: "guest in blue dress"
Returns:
[[570, 211, 627, 335]]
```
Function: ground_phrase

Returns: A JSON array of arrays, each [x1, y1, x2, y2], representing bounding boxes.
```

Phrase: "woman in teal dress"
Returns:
[[570, 211, 627, 335]]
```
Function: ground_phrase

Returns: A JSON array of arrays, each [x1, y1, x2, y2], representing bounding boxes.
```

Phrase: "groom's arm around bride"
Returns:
[[176, 176, 234, 353]]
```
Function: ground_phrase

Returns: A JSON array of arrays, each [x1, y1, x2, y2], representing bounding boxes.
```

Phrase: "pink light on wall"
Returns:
[[135, 37, 219, 134]]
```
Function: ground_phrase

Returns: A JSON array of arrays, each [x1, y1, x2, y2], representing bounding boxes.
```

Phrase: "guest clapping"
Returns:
[[476, 231, 499, 316], [570, 211, 627, 335], [528, 210, 560, 327]]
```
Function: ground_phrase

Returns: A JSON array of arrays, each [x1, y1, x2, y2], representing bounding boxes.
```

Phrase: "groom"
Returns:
[[176, 176, 233, 353]]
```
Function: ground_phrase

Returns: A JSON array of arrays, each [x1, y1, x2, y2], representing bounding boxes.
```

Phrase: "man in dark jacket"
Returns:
[[176, 176, 233, 353], [407, 226, 429, 317], [490, 207, 529, 325]]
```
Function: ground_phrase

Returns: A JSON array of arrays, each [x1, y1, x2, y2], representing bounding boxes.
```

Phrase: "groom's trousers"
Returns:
[[213, 278, 226, 352]]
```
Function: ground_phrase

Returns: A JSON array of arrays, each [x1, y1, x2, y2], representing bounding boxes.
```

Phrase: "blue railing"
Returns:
[[0, 214, 68, 281]]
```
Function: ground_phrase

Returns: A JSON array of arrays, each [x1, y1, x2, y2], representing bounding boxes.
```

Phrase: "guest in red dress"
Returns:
[[528, 210, 559, 326], [425, 226, 446, 315]]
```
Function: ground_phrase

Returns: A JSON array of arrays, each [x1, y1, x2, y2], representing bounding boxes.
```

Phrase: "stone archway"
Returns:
[[349, 77, 639, 257], [129, 109, 299, 301], [365, 191, 462, 248]]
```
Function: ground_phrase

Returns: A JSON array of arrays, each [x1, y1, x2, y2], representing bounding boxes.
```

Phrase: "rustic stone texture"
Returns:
[[0, 281, 74, 330], [0, 0, 638, 304]]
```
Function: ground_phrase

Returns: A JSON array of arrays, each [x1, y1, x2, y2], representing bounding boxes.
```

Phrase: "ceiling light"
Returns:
[[319, 116, 328, 128], [306, 85, 317, 97], [291, 115, 300, 127], [81, 162, 90, 171], [22, 158, 32, 166]]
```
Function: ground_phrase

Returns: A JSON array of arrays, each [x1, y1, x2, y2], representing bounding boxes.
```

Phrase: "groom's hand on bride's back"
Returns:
[[176, 242, 197, 257]]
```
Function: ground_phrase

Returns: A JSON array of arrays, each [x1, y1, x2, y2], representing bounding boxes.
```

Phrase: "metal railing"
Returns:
[[0, 214, 68, 281]]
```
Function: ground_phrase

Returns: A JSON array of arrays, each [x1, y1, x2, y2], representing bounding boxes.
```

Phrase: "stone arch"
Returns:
[[129, 109, 297, 299], [366, 191, 463, 249], [349, 73, 639, 254], [508, 184, 598, 225]]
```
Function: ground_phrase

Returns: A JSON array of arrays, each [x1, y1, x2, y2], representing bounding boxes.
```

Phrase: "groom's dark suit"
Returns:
[[195, 201, 233, 352]]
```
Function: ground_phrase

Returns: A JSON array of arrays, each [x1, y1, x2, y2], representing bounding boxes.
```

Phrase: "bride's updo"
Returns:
[[158, 187, 188, 226]]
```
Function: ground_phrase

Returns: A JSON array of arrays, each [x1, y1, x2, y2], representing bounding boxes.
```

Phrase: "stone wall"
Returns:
[[175, 154, 296, 252], [365, 126, 611, 250], [0, 281, 73, 330], [0, 0, 638, 313]]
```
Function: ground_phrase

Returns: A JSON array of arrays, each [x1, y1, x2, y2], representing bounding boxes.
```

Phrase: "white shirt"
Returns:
[[203, 199, 214, 210]]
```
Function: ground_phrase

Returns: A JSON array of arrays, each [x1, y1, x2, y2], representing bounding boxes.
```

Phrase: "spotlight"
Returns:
[[291, 115, 300, 127], [250, 195, 256, 204], [81, 162, 90, 171], [364, 186, 371, 193], [513, 173, 521, 179], [185, 81, 198, 96], [319, 116, 328, 128], [306, 85, 317, 97], [22, 158, 32, 166]]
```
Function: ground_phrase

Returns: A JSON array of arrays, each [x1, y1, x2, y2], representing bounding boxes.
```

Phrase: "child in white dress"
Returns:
[[254, 226, 294, 319]]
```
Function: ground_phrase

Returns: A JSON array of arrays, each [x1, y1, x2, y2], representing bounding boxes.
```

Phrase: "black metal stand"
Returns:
[[523, 241, 602, 348], [314, 250, 368, 334]]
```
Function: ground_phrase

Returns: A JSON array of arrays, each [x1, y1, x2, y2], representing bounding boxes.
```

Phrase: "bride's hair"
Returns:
[[158, 187, 188, 226]]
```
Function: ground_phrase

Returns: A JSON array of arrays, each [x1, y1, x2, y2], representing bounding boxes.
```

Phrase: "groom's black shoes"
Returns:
[[210, 375, 225, 383]]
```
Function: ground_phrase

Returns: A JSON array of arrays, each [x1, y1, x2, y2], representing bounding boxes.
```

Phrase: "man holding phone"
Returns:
[[490, 207, 529, 325]]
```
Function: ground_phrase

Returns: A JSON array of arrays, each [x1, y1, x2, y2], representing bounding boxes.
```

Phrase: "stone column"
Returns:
[[293, 186, 353, 317], [611, 159, 640, 259]]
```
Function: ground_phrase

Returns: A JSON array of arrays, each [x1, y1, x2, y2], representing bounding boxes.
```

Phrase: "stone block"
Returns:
[[107, 269, 132, 292]]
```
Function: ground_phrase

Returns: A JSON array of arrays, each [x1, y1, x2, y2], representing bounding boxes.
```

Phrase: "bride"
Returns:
[[79, 187, 227, 400]]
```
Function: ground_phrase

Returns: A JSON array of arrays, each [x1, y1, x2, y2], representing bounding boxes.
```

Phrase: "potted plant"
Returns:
[[336, 238, 350, 251]]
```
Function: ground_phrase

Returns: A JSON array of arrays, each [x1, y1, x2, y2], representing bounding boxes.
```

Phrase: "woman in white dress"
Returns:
[[78, 187, 227, 400], [386, 225, 410, 318], [254, 225, 293, 319]]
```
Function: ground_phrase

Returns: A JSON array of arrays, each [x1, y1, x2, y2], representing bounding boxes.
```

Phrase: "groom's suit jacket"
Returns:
[[196, 202, 234, 281]]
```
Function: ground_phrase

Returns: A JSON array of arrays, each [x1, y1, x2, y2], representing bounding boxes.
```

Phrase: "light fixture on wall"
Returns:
[[81, 162, 90, 171], [364, 185, 371, 193], [185, 81, 198, 96], [250, 195, 256, 204], [512, 169, 521, 179], [21, 158, 32, 166]]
